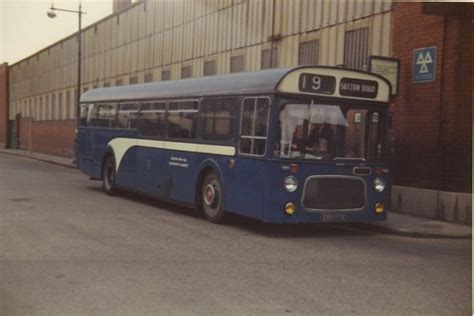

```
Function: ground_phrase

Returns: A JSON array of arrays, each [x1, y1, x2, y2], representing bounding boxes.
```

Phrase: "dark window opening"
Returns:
[[344, 28, 369, 70], [299, 40, 319, 65], [230, 55, 245, 73], [204, 61, 216, 76], [181, 66, 192, 79], [261, 47, 278, 69], [161, 70, 171, 81]]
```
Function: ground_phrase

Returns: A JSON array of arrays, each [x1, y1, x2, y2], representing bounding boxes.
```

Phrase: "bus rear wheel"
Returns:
[[102, 155, 117, 196], [201, 172, 225, 223]]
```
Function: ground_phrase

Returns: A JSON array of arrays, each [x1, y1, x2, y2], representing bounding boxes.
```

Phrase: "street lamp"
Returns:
[[47, 3, 86, 125]]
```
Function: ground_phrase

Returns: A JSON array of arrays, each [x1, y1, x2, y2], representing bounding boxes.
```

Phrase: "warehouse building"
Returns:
[[4, 0, 393, 156], [0, 1, 471, 222]]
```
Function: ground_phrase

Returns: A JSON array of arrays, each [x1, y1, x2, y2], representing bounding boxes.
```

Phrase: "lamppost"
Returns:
[[47, 3, 86, 124]]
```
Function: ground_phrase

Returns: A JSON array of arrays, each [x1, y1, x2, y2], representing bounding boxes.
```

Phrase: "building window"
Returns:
[[344, 28, 369, 70], [181, 66, 192, 79], [93, 84, 98, 89], [144, 73, 153, 82], [261, 47, 278, 69], [66, 91, 71, 119], [104, 82, 110, 87], [58, 92, 63, 120], [203, 60, 216, 76], [116, 79, 123, 86], [129, 77, 138, 84], [161, 70, 171, 81], [299, 40, 319, 65], [74, 89, 78, 118], [45, 95, 49, 120], [51, 93, 56, 118], [28, 99, 32, 118], [230, 55, 245, 73]]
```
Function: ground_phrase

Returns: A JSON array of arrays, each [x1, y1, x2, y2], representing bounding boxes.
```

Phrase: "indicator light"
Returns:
[[374, 202, 384, 214], [284, 202, 296, 215]]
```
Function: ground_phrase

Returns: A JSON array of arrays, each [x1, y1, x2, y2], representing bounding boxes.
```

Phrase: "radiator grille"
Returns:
[[302, 177, 366, 210]]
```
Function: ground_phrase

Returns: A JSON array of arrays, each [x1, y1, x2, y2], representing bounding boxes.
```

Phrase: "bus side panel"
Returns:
[[90, 130, 139, 179], [76, 128, 93, 176], [223, 158, 267, 220], [136, 146, 166, 197], [115, 146, 139, 190], [162, 150, 199, 205]]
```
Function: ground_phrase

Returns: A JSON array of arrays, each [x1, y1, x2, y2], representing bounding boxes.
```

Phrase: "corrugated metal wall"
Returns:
[[9, 0, 393, 121]]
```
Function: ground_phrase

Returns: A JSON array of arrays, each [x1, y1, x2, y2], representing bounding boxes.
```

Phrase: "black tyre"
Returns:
[[102, 155, 117, 196], [201, 172, 226, 223]]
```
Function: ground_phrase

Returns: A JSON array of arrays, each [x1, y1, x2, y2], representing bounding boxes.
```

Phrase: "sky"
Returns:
[[0, 0, 113, 65]]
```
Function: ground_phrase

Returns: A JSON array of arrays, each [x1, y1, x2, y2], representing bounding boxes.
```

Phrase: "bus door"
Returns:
[[227, 97, 271, 219]]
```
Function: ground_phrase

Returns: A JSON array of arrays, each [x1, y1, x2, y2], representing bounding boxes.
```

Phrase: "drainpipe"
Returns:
[[270, 0, 276, 68], [438, 16, 447, 191]]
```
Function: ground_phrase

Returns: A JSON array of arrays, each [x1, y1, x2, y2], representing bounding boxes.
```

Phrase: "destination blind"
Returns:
[[339, 78, 378, 99]]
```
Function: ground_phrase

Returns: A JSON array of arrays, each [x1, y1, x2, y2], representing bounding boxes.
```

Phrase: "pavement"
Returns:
[[0, 147, 471, 240]]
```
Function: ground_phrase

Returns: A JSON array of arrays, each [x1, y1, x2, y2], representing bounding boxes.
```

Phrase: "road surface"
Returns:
[[0, 154, 471, 315]]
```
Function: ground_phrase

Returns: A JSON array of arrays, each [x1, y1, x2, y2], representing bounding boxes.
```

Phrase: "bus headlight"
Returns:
[[284, 176, 298, 192], [374, 178, 385, 192]]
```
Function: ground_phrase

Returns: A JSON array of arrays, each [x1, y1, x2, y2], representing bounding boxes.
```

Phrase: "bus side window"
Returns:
[[239, 97, 270, 156], [117, 103, 140, 129], [200, 98, 237, 142], [94, 104, 117, 128], [168, 101, 198, 139], [79, 104, 90, 126], [139, 102, 166, 138]]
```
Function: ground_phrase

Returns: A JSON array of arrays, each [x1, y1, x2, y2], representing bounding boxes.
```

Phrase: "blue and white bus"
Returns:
[[76, 66, 391, 223]]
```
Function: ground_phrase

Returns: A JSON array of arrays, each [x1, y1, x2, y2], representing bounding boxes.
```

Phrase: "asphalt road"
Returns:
[[0, 154, 471, 315]]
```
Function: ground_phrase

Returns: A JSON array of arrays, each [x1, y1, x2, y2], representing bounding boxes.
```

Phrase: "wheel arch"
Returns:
[[194, 159, 225, 210], [100, 146, 116, 180]]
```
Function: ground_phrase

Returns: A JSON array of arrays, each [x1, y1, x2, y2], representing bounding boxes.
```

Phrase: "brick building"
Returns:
[[0, 0, 471, 222], [389, 2, 472, 222]]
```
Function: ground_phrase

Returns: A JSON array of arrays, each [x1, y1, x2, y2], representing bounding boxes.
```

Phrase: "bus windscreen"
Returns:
[[275, 102, 386, 161]]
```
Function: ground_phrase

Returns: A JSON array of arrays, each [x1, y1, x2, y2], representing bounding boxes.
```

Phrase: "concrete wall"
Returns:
[[392, 185, 471, 224]]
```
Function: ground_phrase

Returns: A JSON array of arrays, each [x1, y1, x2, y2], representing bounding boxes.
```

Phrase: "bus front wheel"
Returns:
[[201, 172, 225, 223], [102, 155, 117, 196]]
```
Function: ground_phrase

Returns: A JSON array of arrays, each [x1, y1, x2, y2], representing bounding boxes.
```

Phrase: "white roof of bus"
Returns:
[[80, 66, 391, 103]]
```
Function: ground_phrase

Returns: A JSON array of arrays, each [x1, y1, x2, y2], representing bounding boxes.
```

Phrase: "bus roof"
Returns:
[[80, 66, 391, 103]]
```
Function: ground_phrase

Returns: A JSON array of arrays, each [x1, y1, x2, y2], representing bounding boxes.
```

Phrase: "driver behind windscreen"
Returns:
[[306, 120, 335, 159]]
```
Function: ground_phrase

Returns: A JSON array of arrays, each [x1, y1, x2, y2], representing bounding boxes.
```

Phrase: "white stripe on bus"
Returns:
[[108, 137, 236, 171]]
